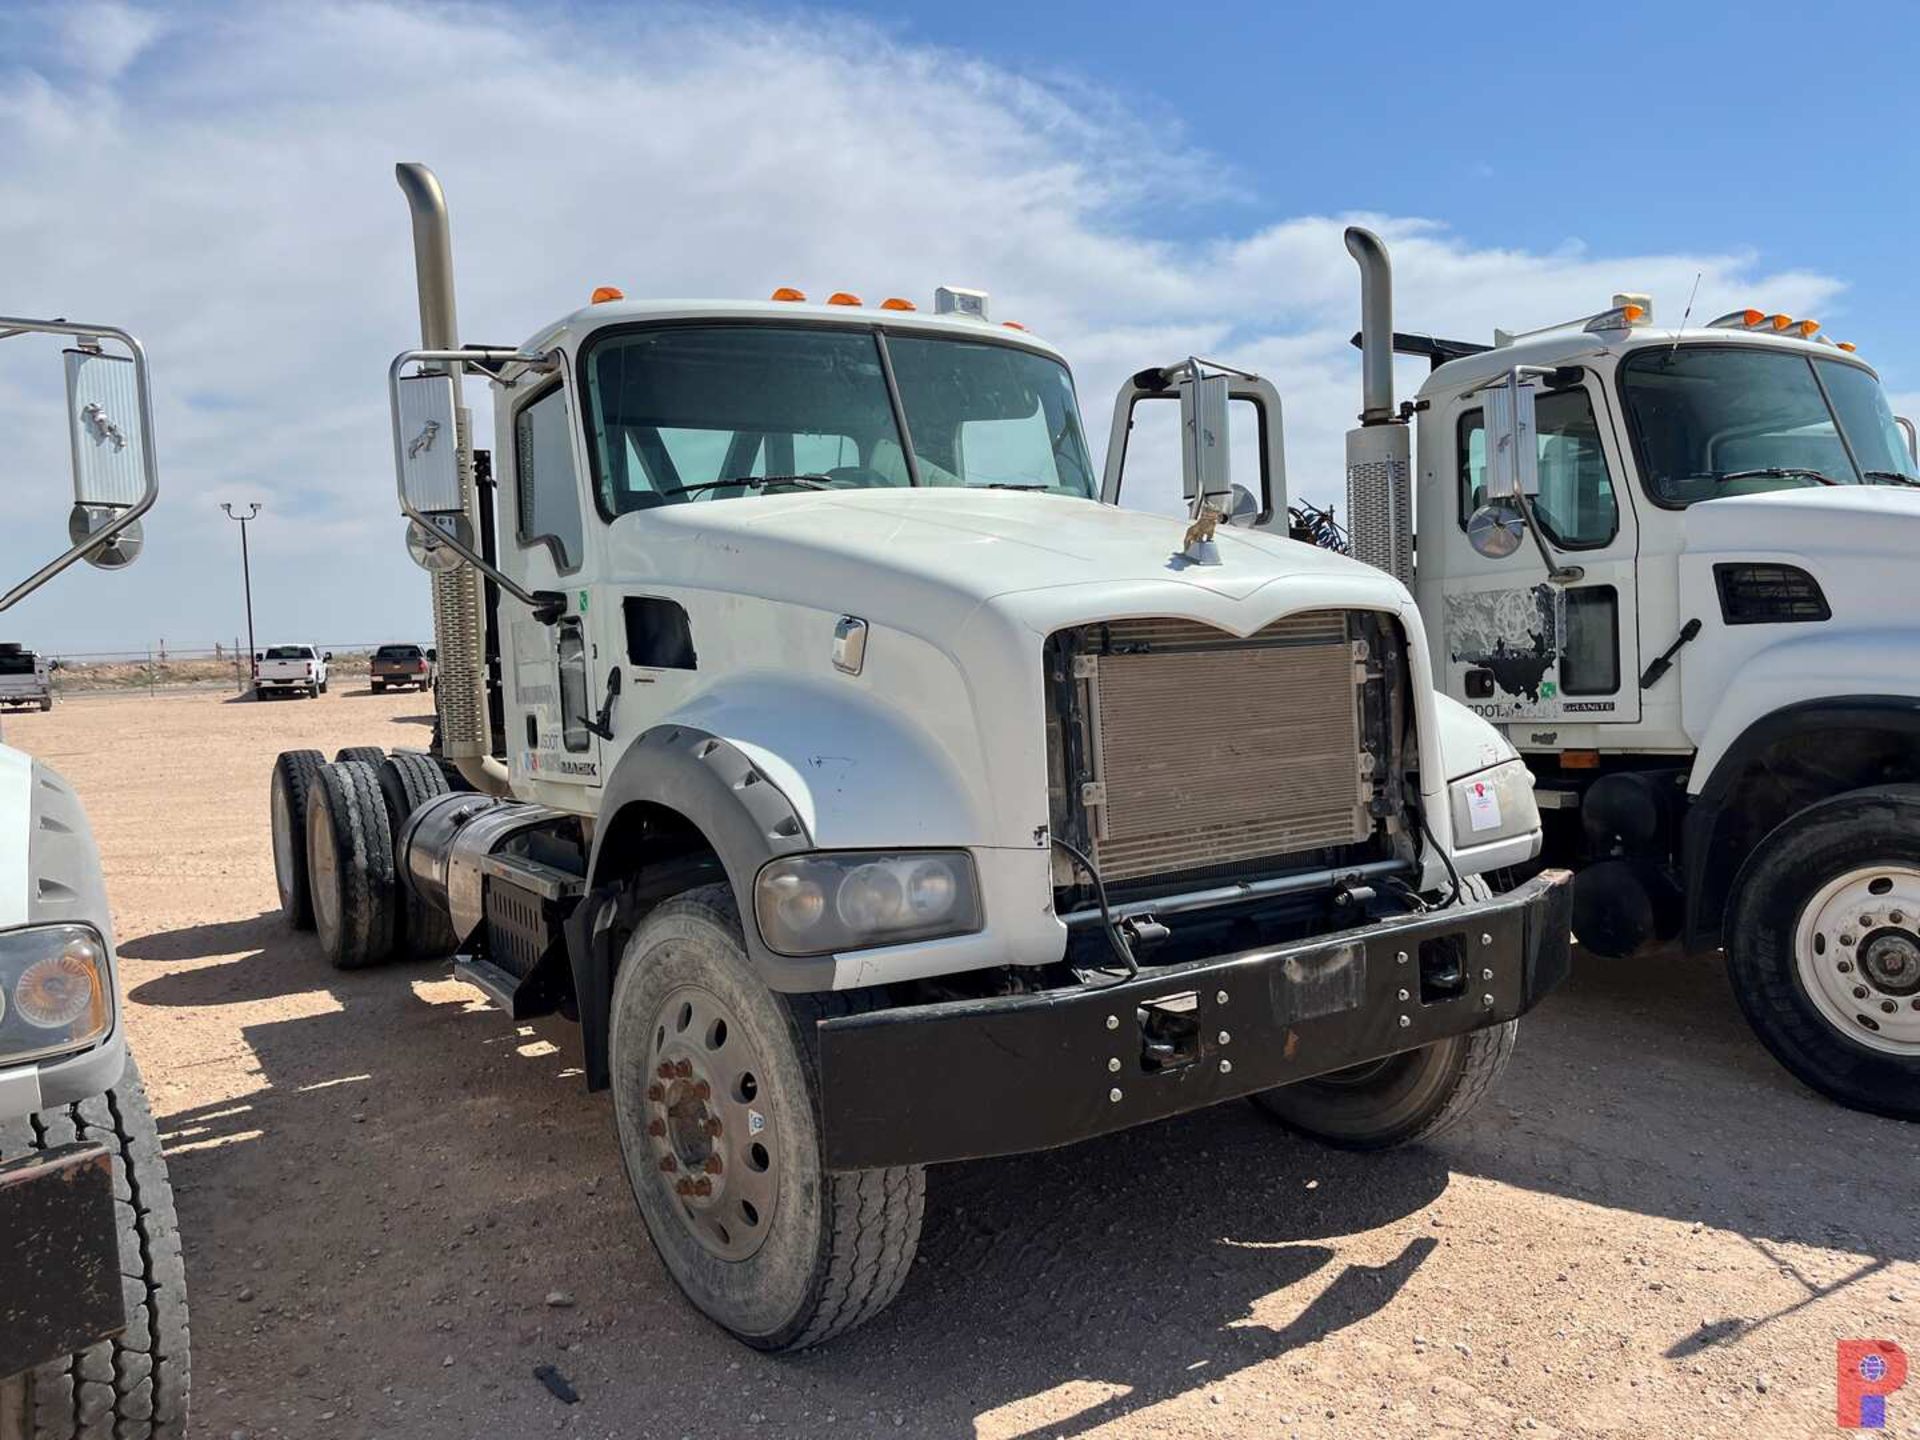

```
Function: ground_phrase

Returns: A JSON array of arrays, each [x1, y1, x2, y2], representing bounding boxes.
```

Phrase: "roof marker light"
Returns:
[[1001, 321, 1027, 331], [1796, 319, 1821, 337], [1838, 341, 1858, 352], [1768, 314, 1794, 331], [879, 297, 916, 311], [770, 286, 807, 302], [826, 292, 862, 307], [1708, 308, 1766, 330], [591, 286, 625, 304]]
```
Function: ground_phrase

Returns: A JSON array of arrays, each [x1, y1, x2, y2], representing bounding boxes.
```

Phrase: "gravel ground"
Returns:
[[8, 687, 1918, 1440]]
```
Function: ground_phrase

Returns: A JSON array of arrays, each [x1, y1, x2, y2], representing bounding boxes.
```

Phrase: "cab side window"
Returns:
[[516, 384, 585, 572], [1457, 389, 1618, 550]]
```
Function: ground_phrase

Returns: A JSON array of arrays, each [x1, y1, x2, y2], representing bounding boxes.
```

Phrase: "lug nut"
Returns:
[[1893, 911, 1906, 925], [693, 1177, 713, 1197], [646, 1119, 666, 1138], [1839, 960, 1854, 973], [646, 1083, 665, 1102], [705, 1117, 723, 1138], [691, 1080, 712, 1102], [659, 1156, 677, 1173], [704, 1155, 724, 1175], [1854, 986, 1870, 1000], [1842, 934, 1856, 947], [675, 1178, 695, 1196], [655, 1063, 674, 1080], [673, 1059, 693, 1079], [1882, 1000, 1898, 1014]]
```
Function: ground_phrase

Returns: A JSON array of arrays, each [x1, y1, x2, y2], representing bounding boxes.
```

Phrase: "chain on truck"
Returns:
[[1337, 226, 1920, 1120], [0, 317, 190, 1437], [264, 162, 1574, 1350]]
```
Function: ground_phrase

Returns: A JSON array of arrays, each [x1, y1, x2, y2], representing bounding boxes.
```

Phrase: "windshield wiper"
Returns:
[[980, 482, 1050, 491], [1708, 466, 1841, 487], [1863, 470, 1920, 487], [659, 474, 834, 499]]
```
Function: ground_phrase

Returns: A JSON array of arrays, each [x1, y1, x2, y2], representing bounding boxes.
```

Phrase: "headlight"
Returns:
[[755, 852, 983, 956], [0, 924, 112, 1065], [1448, 759, 1540, 850]]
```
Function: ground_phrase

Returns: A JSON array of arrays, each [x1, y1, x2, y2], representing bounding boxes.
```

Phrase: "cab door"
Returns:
[[502, 374, 605, 793], [1419, 374, 1641, 727]]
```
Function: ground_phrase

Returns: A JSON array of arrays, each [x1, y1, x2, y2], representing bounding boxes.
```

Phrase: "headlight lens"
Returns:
[[1, 924, 112, 1064], [1448, 759, 1541, 853], [755, 852, 983, 956]]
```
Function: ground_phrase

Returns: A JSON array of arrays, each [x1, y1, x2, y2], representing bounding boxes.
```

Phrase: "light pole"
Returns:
[[221, 503, 261, 692]]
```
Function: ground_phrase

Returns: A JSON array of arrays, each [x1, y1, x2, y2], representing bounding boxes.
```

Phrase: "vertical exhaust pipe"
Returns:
[[1345, 226, 1396, 425], [395, 162, 510, 794], [1342, 225, 1413, 587]]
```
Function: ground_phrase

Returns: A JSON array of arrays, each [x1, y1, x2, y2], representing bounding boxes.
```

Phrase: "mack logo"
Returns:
[[80, 402, 127, 451], [407, 419, 441, 459]]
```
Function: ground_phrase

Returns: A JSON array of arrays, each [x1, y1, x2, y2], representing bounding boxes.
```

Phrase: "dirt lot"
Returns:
[[8, 687, 1918, 1439]]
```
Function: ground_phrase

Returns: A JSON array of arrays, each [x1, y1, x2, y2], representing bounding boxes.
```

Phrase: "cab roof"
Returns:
[[1417, 323, 1881, 401], [522, 297, 1067, 367]]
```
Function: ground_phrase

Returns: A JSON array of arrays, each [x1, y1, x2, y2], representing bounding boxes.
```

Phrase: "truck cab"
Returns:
[[1342, 228, 1920, 1120]]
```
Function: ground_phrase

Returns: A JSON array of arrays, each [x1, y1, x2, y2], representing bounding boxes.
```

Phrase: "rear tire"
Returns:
[[608, 885, 923, 1350], [269, 749, 327, 930], [38, 696, 51, 713], [333, 746, 386, 767], [305, 760, 398, 968], [0, 1055, 191, 1440], [371, 681, 386, 694], [1726, 786, 1920, 1120], [375, 753, 458, 957]]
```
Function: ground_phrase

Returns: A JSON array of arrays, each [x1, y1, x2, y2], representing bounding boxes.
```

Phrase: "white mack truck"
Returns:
[[0, 318, 189, 1437], [1338, 227, 1920, 1120], [264, 163, 1573, 1350]]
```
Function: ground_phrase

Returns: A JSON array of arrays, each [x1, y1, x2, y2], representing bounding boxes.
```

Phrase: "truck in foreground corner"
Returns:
[[1336, 228, 1920, 1119], [0, 317, 188, 1437], [265, 163, 1572, 1349]]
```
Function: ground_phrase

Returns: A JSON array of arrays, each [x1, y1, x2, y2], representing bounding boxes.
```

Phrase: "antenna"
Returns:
[[1670, 271, 1702, 357]]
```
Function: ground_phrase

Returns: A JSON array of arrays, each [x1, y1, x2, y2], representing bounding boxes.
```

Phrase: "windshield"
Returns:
[[583, 324, 1095, 513], [0, 653, 37, 676], [265, 646, 311, 661], [1618, 345, 1919, 505]]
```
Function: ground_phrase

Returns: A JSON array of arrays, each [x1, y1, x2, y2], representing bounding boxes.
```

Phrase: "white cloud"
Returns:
[[0, 0, 1849, 649]]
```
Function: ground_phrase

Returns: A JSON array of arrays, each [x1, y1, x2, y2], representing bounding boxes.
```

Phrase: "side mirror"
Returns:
[[254, 653, 263, 662], [395, 372, 462, 515], [1483, 373, 1538, 502], [1179, 365, 1232, 504], [425, 647, 438, 662], [405, 516, 467, 573], [65, 347, 152, 572], [323, 652, 334, 663]]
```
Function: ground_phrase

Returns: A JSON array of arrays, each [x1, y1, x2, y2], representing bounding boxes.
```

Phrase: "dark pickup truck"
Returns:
[[369, 643, 434, 693]]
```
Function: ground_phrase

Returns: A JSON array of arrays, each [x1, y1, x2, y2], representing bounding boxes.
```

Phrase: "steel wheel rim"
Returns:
[[644, 983, 778, 1262], [309, 802, 340, 941], [271, 775, 296, 904], [1793, 863, 1920, 1056]]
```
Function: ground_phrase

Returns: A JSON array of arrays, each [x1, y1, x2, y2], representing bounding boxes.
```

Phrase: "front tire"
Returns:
[[608, 885, 923, 1350], [0, 1056, 190, 1440], [1252, 1023, 1518, 1150], [1726, 786, 1920, 1120]]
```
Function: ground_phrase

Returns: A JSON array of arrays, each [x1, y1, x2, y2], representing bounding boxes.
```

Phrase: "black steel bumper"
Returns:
[[816, 869, 1572, 1171], [0, 1142, 125, 1381]]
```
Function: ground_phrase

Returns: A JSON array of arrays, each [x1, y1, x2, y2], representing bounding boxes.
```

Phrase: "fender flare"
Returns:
[[1681, 696, 1920, 951], [566, 724, 827, 1089]]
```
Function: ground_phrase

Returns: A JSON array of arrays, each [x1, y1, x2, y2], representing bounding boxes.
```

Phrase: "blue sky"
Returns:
[[0, 0, 1910, 652]]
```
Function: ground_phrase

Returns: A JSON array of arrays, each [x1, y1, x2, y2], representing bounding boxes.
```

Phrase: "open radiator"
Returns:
[[1047, 612, 1381, 886]]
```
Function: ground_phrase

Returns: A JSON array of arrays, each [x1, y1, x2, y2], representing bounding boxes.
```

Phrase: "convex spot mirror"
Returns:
[[1467, 500, 1528, 559], [1220, 483, 1259, 527], [67, 505, 143, 570], [406, 515, 470, 574]]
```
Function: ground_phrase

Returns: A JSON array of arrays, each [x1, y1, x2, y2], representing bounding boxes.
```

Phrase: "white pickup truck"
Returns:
[[0, 646, 52, 712], [253, 643, 330, 699]]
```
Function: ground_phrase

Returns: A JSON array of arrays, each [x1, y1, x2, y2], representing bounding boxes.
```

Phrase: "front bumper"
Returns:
[[816, 870, 1572, 1170], [0, 1142, 124, 1380]]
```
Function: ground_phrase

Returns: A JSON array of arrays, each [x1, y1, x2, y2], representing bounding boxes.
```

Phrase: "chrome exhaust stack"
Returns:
[[395, 162, 509, 794], [1342, 225, 1413, 588]]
